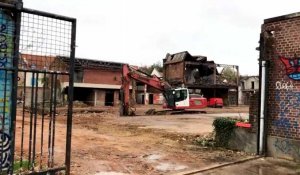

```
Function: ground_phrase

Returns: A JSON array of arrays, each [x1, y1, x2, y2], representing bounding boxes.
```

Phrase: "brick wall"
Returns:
[[83, 69, 122, 85], [164, 62, 184, 85], [249, 92, 259, 133], [228, 91, 237, 106], [262, 14, 300, 140]]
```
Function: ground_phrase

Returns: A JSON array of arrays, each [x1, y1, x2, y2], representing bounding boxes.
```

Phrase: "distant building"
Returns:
[[18, 54, 168, 107], [18, 54, 56, 105], [238, 76, 259, 105], [58, 56, 125, 106], [163, 51, 239, 106], [151, 68, 162, 78], [136, 68, 164, 105]]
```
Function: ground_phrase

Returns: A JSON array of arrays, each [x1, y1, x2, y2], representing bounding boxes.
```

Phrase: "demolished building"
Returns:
[[58, 56, 124, 106], [163, 51, 239, 105]]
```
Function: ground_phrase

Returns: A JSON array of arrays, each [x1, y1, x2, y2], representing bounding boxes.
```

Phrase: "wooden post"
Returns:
[[236, 66, 239, 106], [213, 64, 217, 85], [121, 65, 131, 116], [144, 84, 148, 105], [94, 90, 97, 106]]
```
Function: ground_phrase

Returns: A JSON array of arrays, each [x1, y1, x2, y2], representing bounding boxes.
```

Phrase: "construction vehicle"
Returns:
[[120, 64, 207, 116], [207, 98, 223, 108]]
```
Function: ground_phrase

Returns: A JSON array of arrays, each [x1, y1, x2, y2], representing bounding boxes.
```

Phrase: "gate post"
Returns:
[[65, 19, 76, 175], [0, 0, 22, 174], [9, 0, 22, 174]]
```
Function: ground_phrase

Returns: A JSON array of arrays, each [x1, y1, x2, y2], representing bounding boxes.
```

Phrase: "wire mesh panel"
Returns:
[[19, 12, 72, 72], [0, 2, 76, 175]]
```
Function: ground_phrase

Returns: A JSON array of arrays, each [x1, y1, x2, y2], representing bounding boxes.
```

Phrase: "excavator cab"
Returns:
[[164, 88, 190, 110], [164, 89, 176, 108]]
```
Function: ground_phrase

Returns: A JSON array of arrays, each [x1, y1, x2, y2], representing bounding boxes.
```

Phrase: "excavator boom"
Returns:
[[120, 64, 207, 116], [121, 64, 169, 115]]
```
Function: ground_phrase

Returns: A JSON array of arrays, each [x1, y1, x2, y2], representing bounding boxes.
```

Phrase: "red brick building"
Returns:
[[58, 57, 124, 106], [257, 12, 300, 160]]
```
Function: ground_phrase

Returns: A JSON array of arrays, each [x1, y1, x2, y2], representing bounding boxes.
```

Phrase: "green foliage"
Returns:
[[41, 77, 49, 87], [13, 160, 30, 173], [151, 61, 163, 73], [139, 61, 163, 75], [213, 117, 237, 147], [222, 67, 237, 83]]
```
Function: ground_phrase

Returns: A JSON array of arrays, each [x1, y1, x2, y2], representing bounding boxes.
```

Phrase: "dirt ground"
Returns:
[[14, 105, 252, 175]]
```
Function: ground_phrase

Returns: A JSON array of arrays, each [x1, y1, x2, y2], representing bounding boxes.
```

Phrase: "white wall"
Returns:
[[242, 77, 259, 90]]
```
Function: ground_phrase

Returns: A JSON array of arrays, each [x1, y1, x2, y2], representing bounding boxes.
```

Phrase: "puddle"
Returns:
[[155, 162, 187, 171], [145, 154, 162, 161], [143, 153, 188, 172]]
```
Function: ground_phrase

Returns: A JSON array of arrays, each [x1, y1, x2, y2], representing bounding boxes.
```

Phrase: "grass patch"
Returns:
[[13, 160, 31, 173]]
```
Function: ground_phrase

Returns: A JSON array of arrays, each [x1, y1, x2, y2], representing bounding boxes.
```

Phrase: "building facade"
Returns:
[[256, 12, 300, 160], [18, 54, 56, 105], [136, 68, 164, 105], [163, 51, 239, 106], [58, 57, 124, 107], [238, 76, 259, 105]]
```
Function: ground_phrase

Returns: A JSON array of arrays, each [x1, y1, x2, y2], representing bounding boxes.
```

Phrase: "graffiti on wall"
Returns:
[[275, 81, 294, 90], [274, 138, 300, 157], [0, 131, 11, 170], [279, 56, 300, 81], [274, 89, 300, 132], [272, 56, 300, 158], [0, 9, 15, 172], [273, 87, 300, 158]]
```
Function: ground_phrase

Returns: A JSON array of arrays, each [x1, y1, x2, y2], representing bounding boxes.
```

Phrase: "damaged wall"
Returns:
[[185, 63, 215, 85], [163, 51, 239, 105], [163, 51, 238, 88], [84, 69, 121, 85], [164, 61, 185, 85]]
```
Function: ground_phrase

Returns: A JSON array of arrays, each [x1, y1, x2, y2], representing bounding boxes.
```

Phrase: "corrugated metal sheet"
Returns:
[[164, 51, 208, 64], [58, 56, 124, 70], [164, 51, 190, 64]]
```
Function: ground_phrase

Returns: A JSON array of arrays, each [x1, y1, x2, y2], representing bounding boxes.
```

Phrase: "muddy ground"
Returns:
[[14, 105, 252, 175]]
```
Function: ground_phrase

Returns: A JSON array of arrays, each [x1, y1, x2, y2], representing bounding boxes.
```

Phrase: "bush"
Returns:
[[213, 117, 236, 147]]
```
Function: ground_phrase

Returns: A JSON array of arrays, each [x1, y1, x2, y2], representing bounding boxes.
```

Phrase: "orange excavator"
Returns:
[[120, 64, 207, 116]]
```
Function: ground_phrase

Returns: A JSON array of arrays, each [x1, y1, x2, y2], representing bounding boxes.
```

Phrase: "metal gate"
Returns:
[[0, 2, 76, 174]]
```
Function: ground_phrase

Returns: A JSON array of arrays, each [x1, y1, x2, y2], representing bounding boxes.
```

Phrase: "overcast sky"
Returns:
[[23, 0, 300, 75]]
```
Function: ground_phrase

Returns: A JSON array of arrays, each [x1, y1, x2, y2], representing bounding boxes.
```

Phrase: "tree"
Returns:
[[139, 61, 163, 75], [151, 61, 163, 73], [221, 67, 237, 83]]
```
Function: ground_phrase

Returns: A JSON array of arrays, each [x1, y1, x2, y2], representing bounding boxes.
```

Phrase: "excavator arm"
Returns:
[[120, 64, 170, 116]]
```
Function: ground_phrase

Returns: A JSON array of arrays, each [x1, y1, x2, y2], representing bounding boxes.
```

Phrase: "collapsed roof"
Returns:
[[163, 51, 239, 88], [164, 51, 210, 64], [58, 56, 124, 70]]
